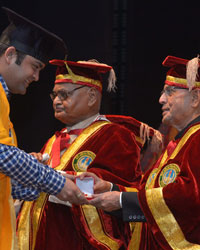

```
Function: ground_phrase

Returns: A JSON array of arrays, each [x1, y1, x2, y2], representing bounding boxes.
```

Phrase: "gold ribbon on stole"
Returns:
[[18, 121, 122, 250], [127, 223, 142, 250], [146, 124, 200, 249], [81, 205, 120, 249]]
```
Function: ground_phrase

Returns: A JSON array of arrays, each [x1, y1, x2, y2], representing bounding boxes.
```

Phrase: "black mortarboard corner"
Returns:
[[0, 7, 67, 64]]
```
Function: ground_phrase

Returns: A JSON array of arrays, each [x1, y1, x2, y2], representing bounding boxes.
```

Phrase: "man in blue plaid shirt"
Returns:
[[0, 7, 87, 250]]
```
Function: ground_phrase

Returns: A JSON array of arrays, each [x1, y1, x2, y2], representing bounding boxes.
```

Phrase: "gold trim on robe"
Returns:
[[18, 121, 123, 249], [146, 124, 200, 249], [127, 222, 142, 250]]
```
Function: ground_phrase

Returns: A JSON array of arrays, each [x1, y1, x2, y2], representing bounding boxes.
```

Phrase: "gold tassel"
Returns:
[[79, 59, 117, 92], [140, 123, 163, 152], [186, 55, 199, 91], [140, 123, 150, 143], [107, 68, 117, 92]]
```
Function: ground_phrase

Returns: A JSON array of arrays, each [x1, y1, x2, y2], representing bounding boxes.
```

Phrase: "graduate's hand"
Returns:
[[88, 191, 121, 212], [30, 152, 43, 163], [57, 171, 76, 181], [78, 172, 111, 193], [56, 177, 89, 205]]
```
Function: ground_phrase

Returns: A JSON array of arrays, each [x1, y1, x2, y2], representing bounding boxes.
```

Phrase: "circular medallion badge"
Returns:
[[72, 151, 96, 172], [145, 168, 159, 190], [159, 163, 180, 187]]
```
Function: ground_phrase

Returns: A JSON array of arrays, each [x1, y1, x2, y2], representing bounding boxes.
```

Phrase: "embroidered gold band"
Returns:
[[146, 188, 200, 250], [124, 187, 138, 192], [135, 136, 144, 146], [56, 74, 102, 89], [82, 205, 120, 249], [128, 222, 142, 250], [166, 75, 200, 87]]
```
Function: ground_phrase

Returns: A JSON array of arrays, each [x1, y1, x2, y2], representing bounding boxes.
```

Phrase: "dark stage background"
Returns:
[[0, 0, 199, 152]]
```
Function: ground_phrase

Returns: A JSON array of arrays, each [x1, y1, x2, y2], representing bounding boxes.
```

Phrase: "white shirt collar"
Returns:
[[64, 113, 109, 132]]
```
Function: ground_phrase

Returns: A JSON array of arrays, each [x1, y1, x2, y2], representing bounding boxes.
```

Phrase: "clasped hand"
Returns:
[[30, 152, 121, 210]]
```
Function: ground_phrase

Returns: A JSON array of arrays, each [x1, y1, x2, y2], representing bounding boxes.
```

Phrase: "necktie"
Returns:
[[51, 128, 83, 168]]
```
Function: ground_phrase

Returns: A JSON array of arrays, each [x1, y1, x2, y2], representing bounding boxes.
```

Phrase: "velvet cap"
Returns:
[[0, 7, 67, 64], [163, 55, 200, 90], [49, 59, 117, 92]]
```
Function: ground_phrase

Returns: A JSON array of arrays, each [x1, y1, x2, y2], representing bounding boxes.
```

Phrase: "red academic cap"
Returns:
[[0, 7, 67, 64], [49, 59, 117, 92], [162, 55, 200, 90]]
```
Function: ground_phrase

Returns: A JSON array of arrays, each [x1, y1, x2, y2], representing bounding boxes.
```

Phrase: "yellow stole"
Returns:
[[128, 124, 200, 250], [18, 120, 122, 250], [0, 83, 18, 250]]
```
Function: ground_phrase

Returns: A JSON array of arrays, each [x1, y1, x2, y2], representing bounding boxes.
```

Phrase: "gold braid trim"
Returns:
[[56, 74, 102, 89], [127, 223, 142, 250], [82, 205, 120, 249], [166, 75, 200, 87], [146, 188, 200, 250]]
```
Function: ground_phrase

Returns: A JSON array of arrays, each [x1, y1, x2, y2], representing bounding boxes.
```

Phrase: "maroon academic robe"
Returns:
[[17, 116, 143, 250], [127, 120, 200, 249]]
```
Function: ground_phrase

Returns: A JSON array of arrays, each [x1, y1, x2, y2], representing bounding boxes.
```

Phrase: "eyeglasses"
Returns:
[[50, 85, 86, 101], [160, 86, 188, 97]]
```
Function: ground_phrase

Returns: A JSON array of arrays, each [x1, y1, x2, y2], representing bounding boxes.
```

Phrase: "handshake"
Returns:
[[30, 152, 121, 211], [30, 152, 119, 210], [55, 171, 112, 207]]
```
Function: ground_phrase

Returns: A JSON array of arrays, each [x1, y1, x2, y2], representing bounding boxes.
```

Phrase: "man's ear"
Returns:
[[88, 87, 97, 107], [4, 46, 17, 64], [191, 89, 200, 108]]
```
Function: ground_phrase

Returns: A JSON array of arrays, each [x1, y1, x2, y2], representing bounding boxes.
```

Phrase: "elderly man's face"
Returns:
[[159, 85, 193, 131], [51, 83, 91, 126]]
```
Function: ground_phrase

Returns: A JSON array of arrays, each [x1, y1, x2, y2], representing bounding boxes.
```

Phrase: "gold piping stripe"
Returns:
[[166, 75, 200, 87], [82, 205, 120, 249], [135, 136, 144, 146], [125, 187, 140, 250], [56, 74, 102, 88], [146, 124, 200, 249], [128, 222, 142, 250], [17, 201, 31, 250], [31, 193, 48, 250], [124, 187, 138, 192]]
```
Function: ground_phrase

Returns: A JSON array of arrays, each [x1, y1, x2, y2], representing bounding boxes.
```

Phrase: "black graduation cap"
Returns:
[[0, 7, 67, 64]]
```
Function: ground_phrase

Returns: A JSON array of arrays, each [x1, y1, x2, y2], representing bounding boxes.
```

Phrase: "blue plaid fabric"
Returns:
[[0, 74, 11, 100], [0, 144, 65, 199], [12, 180, 40, 200]]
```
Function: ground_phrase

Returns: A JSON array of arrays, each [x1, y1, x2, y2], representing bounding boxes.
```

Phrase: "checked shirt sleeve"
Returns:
[[11, 179, 40, 200], [0, 144, 65, 195]]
